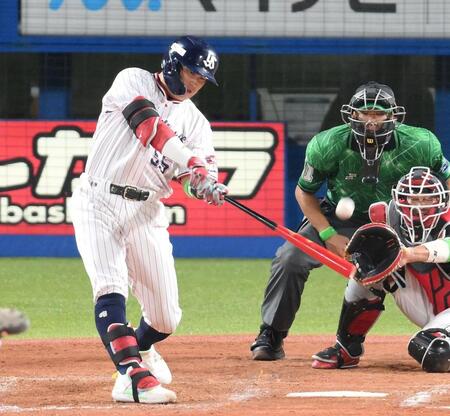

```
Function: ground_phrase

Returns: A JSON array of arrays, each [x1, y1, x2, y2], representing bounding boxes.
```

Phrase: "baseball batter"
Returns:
[[70, 35, 228, 404], [251, 81, 450, 361], [313, 167, 450, 372]]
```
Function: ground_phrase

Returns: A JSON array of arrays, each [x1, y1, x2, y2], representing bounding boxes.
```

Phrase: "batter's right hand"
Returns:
[[187, 156, 208, 193], [325, 234, 349, 258], [203, 182, 228, 206]]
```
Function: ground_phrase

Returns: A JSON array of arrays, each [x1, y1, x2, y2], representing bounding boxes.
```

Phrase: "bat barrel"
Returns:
[[225, 196, 355, 279]]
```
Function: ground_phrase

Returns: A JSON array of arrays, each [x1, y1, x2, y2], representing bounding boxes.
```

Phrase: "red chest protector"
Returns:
[[368, 201, 389, 224], [406, 266, 450, 315]]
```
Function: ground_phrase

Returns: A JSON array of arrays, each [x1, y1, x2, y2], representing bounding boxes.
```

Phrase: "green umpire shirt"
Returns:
[[298, 124, 450, 218]]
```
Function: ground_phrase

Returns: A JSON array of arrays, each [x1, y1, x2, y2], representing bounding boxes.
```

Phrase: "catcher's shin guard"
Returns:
[[408, 328, 450, 373], [312, 298, 384, 369]]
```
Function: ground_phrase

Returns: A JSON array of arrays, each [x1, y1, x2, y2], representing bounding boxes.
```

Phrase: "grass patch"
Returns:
[[0, 257, 417, 339]]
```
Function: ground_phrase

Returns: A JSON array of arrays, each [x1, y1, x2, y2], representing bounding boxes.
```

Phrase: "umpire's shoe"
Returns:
[[311, 341, 361, 369], [251, 325, 285, 361]]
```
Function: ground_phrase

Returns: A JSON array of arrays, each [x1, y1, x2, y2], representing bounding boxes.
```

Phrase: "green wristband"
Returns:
[[319, 226, 337, 242], [183, 180, 195, 198]]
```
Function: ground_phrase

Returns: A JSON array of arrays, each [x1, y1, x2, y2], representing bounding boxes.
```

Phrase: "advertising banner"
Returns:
[[21, 1, 450, 38], [0, 121, 284, 238]]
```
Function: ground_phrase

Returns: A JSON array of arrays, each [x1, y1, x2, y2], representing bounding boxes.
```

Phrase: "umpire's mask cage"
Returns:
[[392, 166, 450, 245], [341, 82, 406, 163]]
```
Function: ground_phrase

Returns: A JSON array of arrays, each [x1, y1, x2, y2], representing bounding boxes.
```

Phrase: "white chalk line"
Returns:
[[0, 375, 110, 383], [287, 391, 388, 398], [0, 404, 126, 413], [0, 379, 17, 393], [400, 385, 450, 407], [0, 375, 131, 413], [0, 375, 267, 413]]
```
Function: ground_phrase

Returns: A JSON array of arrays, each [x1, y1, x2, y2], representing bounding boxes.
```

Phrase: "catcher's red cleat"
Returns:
[[311, 342, 361, 369]]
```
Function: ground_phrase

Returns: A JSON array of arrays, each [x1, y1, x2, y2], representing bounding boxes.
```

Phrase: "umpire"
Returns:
[[251, 81, 450, 360]]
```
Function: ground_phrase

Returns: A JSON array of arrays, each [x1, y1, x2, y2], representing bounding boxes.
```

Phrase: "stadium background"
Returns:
[[3, 3, 450, 413], [1, 1, 450, 258]]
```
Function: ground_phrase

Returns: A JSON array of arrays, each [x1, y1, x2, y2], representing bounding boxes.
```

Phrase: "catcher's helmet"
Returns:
[[341, 81, 406, 162], [162, 35, 219, 96], [392, 166, 450, 245]]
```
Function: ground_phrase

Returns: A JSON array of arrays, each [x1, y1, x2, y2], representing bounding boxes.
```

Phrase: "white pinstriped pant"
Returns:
[[69, 175, 181, 334]]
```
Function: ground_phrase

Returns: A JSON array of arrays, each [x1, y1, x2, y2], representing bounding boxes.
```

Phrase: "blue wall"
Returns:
[[0, 235, 283, 258]]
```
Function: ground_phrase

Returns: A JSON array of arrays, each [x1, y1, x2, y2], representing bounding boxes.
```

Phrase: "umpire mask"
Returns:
[[341, 82, 406, 182]]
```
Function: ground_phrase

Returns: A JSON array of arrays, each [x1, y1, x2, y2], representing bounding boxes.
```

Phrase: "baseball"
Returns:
[[335, 197, 355, 220]]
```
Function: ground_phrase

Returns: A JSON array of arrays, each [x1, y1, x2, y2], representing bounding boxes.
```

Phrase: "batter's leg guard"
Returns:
[[101, 323, 144, 372], [102, 323, 176, 403], [408, 328, 450, 373], [312, 298, 384, 369]]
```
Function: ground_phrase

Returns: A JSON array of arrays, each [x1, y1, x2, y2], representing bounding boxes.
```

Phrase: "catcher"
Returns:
[[0, 308, 29, 347], [312, 166, 450, 372]]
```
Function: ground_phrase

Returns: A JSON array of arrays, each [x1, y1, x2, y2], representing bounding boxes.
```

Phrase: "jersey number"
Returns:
[[150, 151, 170, 174]]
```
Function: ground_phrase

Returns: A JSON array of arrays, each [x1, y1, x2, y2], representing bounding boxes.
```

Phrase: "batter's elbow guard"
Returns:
[[408, 328, 450, 372], [122, 96, 175, 150]]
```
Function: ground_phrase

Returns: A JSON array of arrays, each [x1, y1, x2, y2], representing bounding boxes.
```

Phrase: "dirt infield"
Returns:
[[1, 335, 449, 415]]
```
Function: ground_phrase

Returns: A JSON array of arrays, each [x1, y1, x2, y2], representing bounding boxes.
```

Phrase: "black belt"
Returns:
[[110, 184, 150, 201]]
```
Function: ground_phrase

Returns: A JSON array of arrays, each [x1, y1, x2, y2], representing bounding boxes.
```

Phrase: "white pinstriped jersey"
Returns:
[[71, 66, 219, 332], [85, 67, 218, 201]]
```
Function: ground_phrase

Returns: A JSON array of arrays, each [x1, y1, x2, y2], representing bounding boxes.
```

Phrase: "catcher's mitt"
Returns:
[[346, 223, 403, 286]]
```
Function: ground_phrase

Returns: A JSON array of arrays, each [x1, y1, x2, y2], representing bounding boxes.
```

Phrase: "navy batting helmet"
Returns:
[[162, 35, 219, 96]]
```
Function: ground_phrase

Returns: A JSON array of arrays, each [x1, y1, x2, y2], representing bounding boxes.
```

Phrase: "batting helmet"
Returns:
[[162, 35, 219, 96], [341, 81, 406, 162]]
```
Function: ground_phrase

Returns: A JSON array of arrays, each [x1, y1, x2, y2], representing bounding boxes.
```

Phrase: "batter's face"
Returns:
[[171, 67, 207, 101]]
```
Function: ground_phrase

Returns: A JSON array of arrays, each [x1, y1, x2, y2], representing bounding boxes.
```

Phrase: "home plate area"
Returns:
[[1, 335, 449, 416]]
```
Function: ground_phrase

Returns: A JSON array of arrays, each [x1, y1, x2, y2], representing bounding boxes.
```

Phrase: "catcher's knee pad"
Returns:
[[337, 298, 384, 356], [408, 328, 450, 373], [101, 323, 142, 369]]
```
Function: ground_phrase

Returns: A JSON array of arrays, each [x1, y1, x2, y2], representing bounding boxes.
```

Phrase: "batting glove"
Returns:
[[187, 156, 208, 193], [203, 182, 229, 206]]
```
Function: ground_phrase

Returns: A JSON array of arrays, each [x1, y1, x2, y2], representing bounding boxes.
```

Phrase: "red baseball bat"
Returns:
[[225, 196, 355, 279]]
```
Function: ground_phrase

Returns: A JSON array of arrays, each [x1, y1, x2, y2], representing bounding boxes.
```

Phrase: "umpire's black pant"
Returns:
[[260, 200, 369, 333]]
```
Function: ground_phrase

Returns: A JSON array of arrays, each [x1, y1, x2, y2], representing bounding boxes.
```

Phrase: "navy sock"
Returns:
[[136, 317, 170, 351], [95, 293, 129, 374]]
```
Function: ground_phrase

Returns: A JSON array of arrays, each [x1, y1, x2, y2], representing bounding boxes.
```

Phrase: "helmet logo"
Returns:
[[366, 138, 374, 144], [203, 52, 217, 70], [170, 42, 186, 57]]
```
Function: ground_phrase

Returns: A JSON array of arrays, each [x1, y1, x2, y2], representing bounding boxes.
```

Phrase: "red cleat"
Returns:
[[311, 342, 361, 369]]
